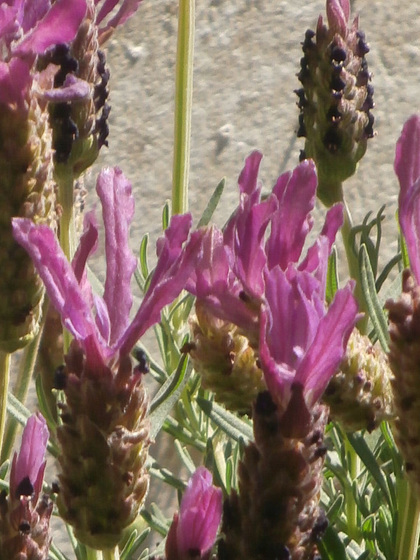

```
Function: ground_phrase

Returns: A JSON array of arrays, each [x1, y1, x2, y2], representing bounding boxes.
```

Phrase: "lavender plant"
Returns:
[[0, 0, 419, 559]]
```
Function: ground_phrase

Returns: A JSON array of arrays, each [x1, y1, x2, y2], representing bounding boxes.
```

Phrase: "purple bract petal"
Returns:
[[12, 218, 99, 354], [97, 167, 136, 347], [15, 0, 87, 55], [120, 214, 202, 355], [266, 158, 317, 270], [326, 0, 350, 35], [96, 0, 143, 42], [259, 264, 358, 414], [10, 413, 49, 501], [0, 57, 32, 108], [166, 467, 222, 560], [395, 115, 420, 283]]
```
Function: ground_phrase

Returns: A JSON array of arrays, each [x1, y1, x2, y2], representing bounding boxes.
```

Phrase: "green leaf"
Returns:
[[149, 355, 192, 440], [346, 432, 391, 508], [318, 525, 348, 560], [196, 398, 253, 442], [326, 247, 338, 304], [162, 201, 170, 230], [197, 178, 225, 228], [359, 244, 390, 352], [139, 233, 149, 283], [120, 528, 151, 560]]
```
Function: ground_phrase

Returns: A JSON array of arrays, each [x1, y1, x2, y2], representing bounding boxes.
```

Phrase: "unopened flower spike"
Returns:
[[0, 0, 86, 351], [296, 0, 374, 205], [386, 114, 420, 495], [0, 413, 53, 560], [324, 329, 394, 432], [12, 167, 203, 549], [165, 467, 223, 560], [45, 0, 144, 176]]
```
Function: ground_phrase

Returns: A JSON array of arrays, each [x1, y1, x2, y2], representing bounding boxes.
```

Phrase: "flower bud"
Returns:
[[324, 329, 394, 432], [189, 302, 265, 414], [0, 414, 52, 560], [296, 0, 374, 205]]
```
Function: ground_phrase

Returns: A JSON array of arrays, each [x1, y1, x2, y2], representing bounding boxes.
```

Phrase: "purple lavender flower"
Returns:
[[189, 152, 358, 429], [0, 413, 52, 559], [165, 467, 223, 560], [394, 114, 420, 282], [12, 168, 203, 548], [13, 167, 202, 369], [0, 0, 87, 107]]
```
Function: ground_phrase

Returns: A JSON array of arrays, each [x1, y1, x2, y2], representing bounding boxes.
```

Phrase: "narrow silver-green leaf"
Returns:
[[197, 178, 225, 228], [149, 355, 192, 439], [359, 244, 389, 352], [196, 397, 253, 442]]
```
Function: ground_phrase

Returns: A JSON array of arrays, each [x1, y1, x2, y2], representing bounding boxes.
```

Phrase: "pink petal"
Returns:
[[96, 167, 136, 347], [295, 282, 358, 407], [266, 159, 317, 270], [0, 58, 32, 108], [119, 214, 202, 355], [97, 0, 143, 41], [395, 114, 420, 200], [12, 218, 98, 347], [15, 0, 87, 55], [10, 413, 49, 500], [326, 0, 350, 35]]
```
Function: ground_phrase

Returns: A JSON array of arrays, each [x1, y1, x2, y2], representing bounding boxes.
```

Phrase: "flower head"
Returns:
[[13, 167, 202, 371], [296, 0, 374, 205], [165, 467, 223, 560], [189, 152, 358, 431]]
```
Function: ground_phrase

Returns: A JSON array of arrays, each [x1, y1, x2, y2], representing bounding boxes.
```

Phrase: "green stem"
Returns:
[[172, 0, 195, 215], [102, 548, 119, 560], [1, 316, 44, 462], [396, 478, 420, 560], [85, 547, 102, 560], [0, 351, 10, 457], [343, 432, 361, 543], [56, 164, 76, 352], [340, 199, 369, 333]]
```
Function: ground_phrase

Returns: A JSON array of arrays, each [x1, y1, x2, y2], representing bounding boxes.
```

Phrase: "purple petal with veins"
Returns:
[[97, 167, 136, 347]]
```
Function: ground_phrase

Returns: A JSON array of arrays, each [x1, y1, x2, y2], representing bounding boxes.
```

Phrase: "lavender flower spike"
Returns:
[[12, 167, 202, 548], [166, 467, 223, 560], [0, 413, 53, 559]]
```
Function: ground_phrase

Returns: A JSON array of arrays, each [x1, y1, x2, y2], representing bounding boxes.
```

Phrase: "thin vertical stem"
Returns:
[[396, 478, 420, 560], [343, 432, 361, 543], [172, 0, 195, 215], [0, 351, 11, 455], [56, 165, 76, 353], [1, 314, 44, 462], [85, 547, 102, 560], [102, 548, 119, 560]]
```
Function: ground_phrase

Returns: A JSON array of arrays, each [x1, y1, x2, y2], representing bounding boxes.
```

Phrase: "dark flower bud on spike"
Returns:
[[296, 0, 374, 206]]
